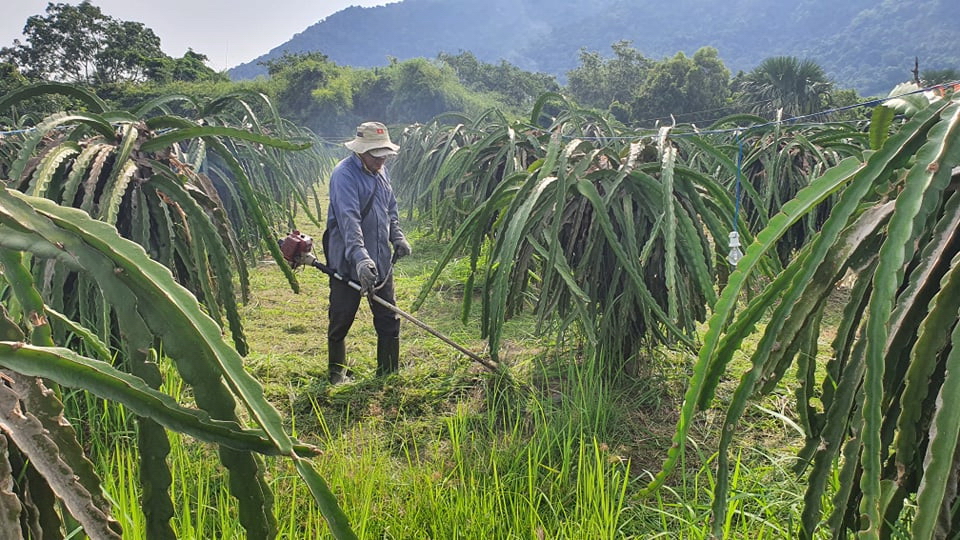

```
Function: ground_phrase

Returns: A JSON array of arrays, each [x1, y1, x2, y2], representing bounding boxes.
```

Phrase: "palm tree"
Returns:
[[734, 56, 834, 118]]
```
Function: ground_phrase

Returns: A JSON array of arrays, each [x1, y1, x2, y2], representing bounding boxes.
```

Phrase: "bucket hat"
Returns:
[[344, 121, 399, 157]]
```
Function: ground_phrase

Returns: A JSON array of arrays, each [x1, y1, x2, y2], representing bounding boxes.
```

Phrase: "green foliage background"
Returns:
[[3, 4, 960, 538], [229, 0, 960, 97]]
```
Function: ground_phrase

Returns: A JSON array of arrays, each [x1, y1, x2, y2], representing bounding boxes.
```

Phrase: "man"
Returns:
[[325, 121, 412, 384]]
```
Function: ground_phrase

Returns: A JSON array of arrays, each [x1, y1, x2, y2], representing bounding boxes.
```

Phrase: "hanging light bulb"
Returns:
[[727, 231, 743, 266]]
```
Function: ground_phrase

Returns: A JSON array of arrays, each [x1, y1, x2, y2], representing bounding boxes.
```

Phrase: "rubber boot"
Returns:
[[328, 339, 353, 384], [376, 336, 400, 377]]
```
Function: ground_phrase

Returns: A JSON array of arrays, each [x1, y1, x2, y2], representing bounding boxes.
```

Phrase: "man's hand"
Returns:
[[356, 260, 379, 294], [393, 237, 412, 260]]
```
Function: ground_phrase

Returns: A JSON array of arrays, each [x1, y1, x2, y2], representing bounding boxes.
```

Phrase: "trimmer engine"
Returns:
[[279, 230, 314, 268]]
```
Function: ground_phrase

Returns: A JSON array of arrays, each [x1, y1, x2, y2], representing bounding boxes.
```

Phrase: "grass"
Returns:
[[66, 221, 822, 538]]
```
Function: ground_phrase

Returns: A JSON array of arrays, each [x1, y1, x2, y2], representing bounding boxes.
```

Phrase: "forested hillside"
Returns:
[[229, 0, 960, 96]]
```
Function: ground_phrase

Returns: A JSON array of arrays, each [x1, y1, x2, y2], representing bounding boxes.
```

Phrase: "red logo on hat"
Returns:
[[377, 128, 384, 134]]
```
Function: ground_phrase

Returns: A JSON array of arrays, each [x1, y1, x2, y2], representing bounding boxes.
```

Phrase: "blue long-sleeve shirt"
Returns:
[[326, 153, 403, 281]]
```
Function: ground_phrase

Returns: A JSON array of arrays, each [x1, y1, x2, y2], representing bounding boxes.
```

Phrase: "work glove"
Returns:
[[356, 259, 379, 295], [393, 237, 412, 260]]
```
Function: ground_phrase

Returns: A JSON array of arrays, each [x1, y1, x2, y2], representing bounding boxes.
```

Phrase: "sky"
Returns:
[[2, 1, 387, 72]]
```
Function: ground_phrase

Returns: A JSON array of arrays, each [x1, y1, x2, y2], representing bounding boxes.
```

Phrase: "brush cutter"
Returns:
[[279, 231, 498, 372]]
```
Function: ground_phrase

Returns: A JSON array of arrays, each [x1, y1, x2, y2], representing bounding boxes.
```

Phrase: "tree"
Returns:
[[566, 40, 651, 111], [437, 51, 483, 89], [566, 47, 606, 108], [438, 51, 559, 110], [734, 56, 834, 118], [0, 62, 27, 96], [631, 47, 731, 126], [264, 53, 493, 137], [145, 49, 227, 84], [386, 58, 463, 123], [265, 52, 358, 135], [2, 1, 108, 82], [93, 19, 164, 83], [0, 2, 206, 85], [351, 68, 392, 122]]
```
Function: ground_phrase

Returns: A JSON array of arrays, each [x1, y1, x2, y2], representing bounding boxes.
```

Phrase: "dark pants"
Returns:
[[328, 274, 400, 342]]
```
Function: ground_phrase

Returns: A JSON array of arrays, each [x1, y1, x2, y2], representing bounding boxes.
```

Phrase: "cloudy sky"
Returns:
[[3, 1, 388, 72]]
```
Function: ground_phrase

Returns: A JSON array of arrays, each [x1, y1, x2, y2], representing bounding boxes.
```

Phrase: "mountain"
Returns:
[[228, 0, 960, 97]]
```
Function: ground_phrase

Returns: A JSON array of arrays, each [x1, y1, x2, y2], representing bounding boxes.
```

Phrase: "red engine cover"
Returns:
[[280, 230, 313, 264]]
